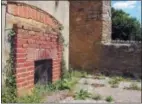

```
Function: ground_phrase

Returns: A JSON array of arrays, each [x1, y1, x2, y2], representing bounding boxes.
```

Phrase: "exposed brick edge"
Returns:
[[7, 1, 62, 29]]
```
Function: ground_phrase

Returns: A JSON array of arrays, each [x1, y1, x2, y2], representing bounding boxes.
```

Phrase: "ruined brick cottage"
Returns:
[[2, 1, 141, 96]]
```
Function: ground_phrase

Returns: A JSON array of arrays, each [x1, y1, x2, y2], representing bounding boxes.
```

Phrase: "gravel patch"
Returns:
[[119, 81, 141, 89], [94, 86, 141, 103], [43, 90, 69, 103], [60, 98, 108, 103]]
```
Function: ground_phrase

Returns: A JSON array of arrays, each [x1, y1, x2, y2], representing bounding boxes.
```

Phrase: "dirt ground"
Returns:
[[44, 76, 141, 103]]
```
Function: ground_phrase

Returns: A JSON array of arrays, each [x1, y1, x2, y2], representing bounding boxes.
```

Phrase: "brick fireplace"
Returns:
[[13, 23, 62, 96], [6, 2, 63, 96]]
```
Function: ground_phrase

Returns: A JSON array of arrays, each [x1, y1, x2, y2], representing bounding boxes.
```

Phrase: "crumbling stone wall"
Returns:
[[99, 42, 142, 78], [70, 1, 141, 78]]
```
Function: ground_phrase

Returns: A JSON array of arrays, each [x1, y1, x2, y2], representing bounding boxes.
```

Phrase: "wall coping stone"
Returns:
[[13, 22, 59, 36]]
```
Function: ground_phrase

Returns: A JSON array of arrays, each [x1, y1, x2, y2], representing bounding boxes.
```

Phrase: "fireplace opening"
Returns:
[[34, 59, 52, 85]]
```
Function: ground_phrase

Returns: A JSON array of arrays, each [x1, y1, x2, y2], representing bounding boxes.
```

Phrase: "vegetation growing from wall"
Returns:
[[2, 29, 17, 103], [2, 27, 79, 103], [2, 22, 71, 102], [112, 7, 141, 41], [58, 25, 69, 79]]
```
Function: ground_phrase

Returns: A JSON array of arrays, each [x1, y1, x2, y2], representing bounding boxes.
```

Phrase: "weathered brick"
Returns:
[[16, 63, 25, 68], [16, 58, 26, 63], [28, 7, 33, 19], [16, 48, 26, 53], [16, 53, 26, 58], [27, 66, 34, 71], [24, 61, 34, 67], [18, 6, 25, 17], [16, 72, 29, 78], [33, 8, 37, 20], [36, 11, 40, 21], [7, 4, 17, 15], [16, 68, 26, 73], [39, 12, 43, 23], [43, 13, 46, 24], [28, 30, 35, 35], [22, 44, 28, 48], [16, 83, 23, 88], [17, 39, 27, 44], [26, 75, 33, 81], [23, 6, 29, 18], [27, 39, 35, 44], [16, 78, 26, 83], [21, 81, 28, 87], [53, 63, 60, 68], [28, 79, 34, 83]]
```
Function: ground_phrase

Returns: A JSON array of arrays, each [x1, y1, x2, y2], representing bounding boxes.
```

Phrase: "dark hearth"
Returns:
[[34, 59, 52, 85]]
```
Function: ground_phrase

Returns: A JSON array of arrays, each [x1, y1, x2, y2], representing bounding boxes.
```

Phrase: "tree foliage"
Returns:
[[112, 7, 141, 41]]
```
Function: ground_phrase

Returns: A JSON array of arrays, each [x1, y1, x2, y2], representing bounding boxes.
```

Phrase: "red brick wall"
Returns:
[[7, 2, 62, 96], [70, 1, 103, 71]]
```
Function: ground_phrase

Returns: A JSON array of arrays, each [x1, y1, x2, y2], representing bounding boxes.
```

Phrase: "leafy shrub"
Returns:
[[55, 77, 78, 90], [74, 89, 91, 100], [55, 79, 71, 90], [105, 96, 114, 102], [2, 86, 17, 103], [2, 75, 17, 103]]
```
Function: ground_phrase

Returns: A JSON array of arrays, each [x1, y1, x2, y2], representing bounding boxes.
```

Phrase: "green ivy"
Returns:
[[57, 26, 69, 80], [2, 29, 17, 103], [8, 29, 15, 36]]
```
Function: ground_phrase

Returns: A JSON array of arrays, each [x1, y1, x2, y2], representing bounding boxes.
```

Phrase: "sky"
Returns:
[[111, 1, 141, 23]]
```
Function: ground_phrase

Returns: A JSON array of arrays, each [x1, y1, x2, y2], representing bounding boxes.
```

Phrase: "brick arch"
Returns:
[[7, 1, 62, 29]]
